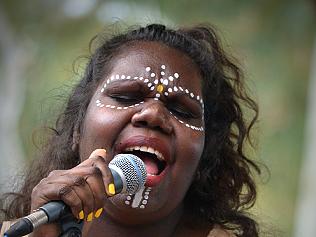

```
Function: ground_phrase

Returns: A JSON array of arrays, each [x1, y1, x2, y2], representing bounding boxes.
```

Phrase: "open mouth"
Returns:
[[123, 146, 167, 176]]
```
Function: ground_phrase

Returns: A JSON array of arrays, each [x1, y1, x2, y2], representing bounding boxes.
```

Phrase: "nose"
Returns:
[[131, 100, 173, 134]]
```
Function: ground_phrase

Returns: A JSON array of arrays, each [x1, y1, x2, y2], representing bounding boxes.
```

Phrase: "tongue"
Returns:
[[142, 157, 159, 175]]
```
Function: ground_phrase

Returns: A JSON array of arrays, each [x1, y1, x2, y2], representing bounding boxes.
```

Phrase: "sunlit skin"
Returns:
[[30, 41, 207, 237]]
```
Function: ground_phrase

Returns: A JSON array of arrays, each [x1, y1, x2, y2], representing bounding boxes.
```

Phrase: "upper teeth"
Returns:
[[124, 146, 164, 161]]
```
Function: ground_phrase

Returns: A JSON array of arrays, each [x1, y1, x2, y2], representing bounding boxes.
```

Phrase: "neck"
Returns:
[[83, 206, 184, 237]]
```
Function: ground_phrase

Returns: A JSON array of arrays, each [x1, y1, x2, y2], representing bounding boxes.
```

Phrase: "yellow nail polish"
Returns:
[[78, 210, 84, 220], [94, 208, 103, 218], [87, 212, 93, 222], [108, 183, 116, 196]]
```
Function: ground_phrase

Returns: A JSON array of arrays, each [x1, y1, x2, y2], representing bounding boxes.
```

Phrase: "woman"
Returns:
[[1, 24, 260, 236]]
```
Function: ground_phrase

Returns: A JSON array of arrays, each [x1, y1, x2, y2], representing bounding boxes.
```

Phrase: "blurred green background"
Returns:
[[0, 1, 315, 236]]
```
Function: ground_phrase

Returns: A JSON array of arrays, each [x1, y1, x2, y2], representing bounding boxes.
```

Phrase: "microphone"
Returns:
[[4, 154, 147, 237]]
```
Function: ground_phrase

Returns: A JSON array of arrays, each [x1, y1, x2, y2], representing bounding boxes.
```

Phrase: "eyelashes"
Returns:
[[109, 93, 143, 105], [167, 104, 198, 119]]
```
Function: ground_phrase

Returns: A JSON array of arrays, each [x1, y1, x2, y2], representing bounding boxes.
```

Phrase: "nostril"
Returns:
[[134, 120, 148, 128]]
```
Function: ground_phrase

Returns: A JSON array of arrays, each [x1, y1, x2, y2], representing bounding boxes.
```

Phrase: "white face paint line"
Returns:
[[131, 186, 145, 208], [169, 111, 204, 131], [124, 186, 152, 209], [96, 65, 205, 132]]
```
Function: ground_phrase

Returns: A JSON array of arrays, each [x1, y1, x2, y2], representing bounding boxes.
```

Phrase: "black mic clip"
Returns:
[[58, 212, 83, 237], [37, 201, 83, 237]]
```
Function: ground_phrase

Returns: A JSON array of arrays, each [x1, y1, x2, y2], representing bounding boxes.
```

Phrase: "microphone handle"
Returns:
[[3, 201, 68, 237]]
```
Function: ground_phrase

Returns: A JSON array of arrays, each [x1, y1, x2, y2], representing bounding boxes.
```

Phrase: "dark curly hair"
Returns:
[[1, 24, 260, 236]]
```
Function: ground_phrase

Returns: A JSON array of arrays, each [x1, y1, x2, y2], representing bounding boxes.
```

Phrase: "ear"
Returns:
[[72, 122, 80, 152]]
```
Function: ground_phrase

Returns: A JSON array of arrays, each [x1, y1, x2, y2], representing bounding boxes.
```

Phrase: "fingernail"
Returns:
[[108, 183, 116, 196], [78, 210, 84, 220], [89, 149, 107, 159], [87, 212, 93, 222], [94, 208, 103, 218]]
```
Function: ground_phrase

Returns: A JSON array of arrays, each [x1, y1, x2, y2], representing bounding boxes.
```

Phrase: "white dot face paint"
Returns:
[[125, 187, 152, 209], [95, 65, 204, 132]]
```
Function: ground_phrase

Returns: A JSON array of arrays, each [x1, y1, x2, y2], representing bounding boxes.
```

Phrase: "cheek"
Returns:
[[79, 105, 130, 160], [174, 129, 204, 183], [180, 127, 204, 160]]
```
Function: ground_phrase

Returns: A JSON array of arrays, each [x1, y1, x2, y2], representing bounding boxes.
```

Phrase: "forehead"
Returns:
[[108, 41, 202, 94]]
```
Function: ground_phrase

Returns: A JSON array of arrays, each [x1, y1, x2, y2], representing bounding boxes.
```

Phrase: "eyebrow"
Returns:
[[102, 81, 204, 119], [105, 74, 202, 97]]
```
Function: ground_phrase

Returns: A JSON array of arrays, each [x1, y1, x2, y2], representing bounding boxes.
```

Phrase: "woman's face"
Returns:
[[79, 41, 205, 224]]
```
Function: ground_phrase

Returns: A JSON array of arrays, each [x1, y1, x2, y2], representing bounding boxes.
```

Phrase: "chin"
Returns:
[[103, 188, 179, 225]]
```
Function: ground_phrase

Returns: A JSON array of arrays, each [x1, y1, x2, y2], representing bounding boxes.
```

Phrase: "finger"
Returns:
[[88, 154, 115, 197], [31, 182, 83, 220], [83, 166, 107, 219], [47, 178, 96, 222], [78, 149, 115, 196], [89, 149, 107, 159], [67, 166, 106, 221], [32, 172, 96, 220], [58, 185, 84, 220], [78, 149, 107, 167], [45, 165, 107, 220]]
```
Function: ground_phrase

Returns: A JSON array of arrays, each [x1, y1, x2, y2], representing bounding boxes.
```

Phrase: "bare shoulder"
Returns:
[[207, 226, 236, 237], [175, 220, 235, 237]]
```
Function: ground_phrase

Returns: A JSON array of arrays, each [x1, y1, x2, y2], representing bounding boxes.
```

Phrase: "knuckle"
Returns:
[[31, 185, 39, 197], [89, 166, 102, 177], [91, 155, 105, 164], [31, 179, 46, 197], [73, 176, 86, 186], [47, 170, 61, 178], [58, 185, 72, 198], [70, 198, 82, 210]]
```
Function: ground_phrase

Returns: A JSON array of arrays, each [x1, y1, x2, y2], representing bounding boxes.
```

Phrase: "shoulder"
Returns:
[[207, 226, 236, 237]]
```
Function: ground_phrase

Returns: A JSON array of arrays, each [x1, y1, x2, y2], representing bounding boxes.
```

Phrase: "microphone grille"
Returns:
[[109, 154, 147, 194]]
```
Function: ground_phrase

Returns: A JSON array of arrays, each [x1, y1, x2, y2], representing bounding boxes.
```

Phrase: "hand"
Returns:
[[29, 149, 114, 237]]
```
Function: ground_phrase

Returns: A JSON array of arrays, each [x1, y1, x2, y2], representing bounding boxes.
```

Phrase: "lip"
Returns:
[[114, 136, 172, 164], [114, 135, 173, 186], [145, 167, 169, 186]]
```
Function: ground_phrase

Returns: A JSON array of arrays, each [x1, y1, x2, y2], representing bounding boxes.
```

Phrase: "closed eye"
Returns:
[[167, 104, 198, 119], [109, 93, 143, 105], [105, 80, 146, 105]]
